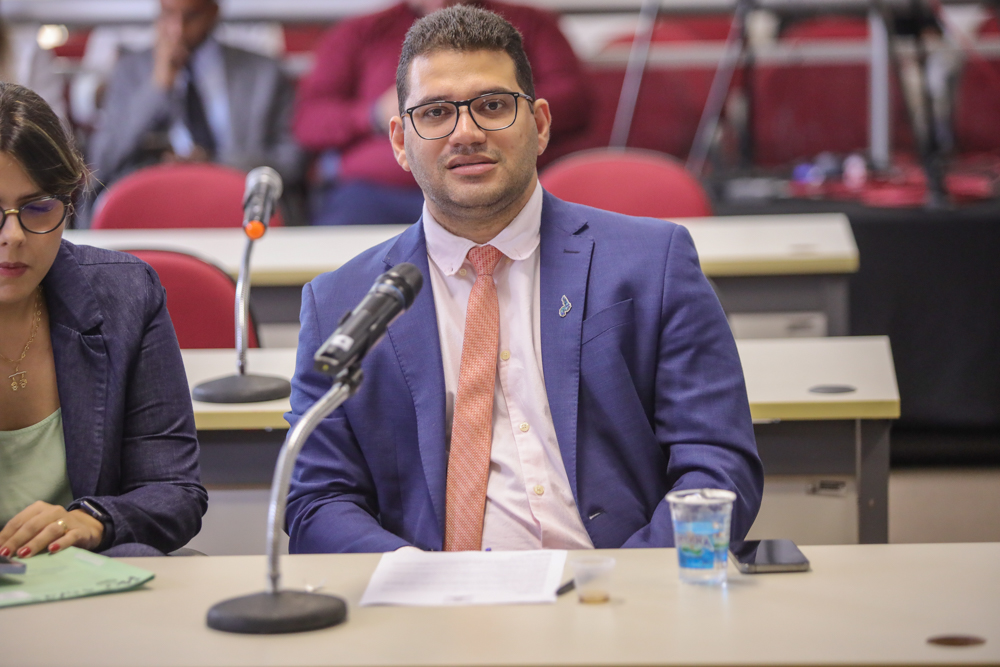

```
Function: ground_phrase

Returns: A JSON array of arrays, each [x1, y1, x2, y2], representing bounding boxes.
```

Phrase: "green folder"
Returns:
[[0, 546, 154, 609]]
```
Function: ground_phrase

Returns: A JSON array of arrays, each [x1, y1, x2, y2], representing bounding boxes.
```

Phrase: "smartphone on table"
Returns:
[[730, 539, 810, 574]]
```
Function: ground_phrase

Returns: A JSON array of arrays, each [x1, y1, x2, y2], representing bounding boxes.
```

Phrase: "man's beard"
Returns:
[[409, 143, 537, 224]]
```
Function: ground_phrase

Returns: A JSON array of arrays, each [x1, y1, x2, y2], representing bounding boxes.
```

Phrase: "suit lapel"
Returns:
[[44, 242, 108, 499], [382, 223, 449, 533], [539, 193, 594, 503]]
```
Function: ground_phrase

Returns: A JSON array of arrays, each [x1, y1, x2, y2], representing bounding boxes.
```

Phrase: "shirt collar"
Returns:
[[423, 180, 543, 276]]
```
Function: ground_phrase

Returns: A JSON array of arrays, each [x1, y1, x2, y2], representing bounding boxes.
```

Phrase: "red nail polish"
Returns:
[[0, 547, 10, 557], [17, 547, 30, 558], [49, 544, 61, 554]]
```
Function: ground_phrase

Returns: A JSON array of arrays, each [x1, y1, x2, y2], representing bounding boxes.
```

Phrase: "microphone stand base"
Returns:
[[193, 374, 291, 403], [207, 590, 347, 634]]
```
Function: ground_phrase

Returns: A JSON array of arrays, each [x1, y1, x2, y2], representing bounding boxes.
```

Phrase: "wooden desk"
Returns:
[[185, 336, 898, 543], [65, 213, 858, 334], [3, 544, 997, 667]]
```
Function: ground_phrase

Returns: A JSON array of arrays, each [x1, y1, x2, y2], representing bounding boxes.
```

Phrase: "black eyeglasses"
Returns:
[[404, 92, 534, 140], [0, 196, 70, 234]]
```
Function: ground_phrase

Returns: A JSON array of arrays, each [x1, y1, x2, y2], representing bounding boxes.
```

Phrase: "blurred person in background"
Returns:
[[294, 0, 592, 227], [70, 21, 285, 130], [0, 8, 67, 124], [87, 0, 304, 224]]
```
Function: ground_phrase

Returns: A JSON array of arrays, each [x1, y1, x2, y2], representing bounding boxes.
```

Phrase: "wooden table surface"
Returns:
[[2, 543, 996, 667], [65, 213, 857, 285], [184, 335, 898, 431]]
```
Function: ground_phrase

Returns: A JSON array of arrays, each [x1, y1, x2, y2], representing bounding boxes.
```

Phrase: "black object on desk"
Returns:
[[0, 555, 26, 575], [730, 539, 810, 574]]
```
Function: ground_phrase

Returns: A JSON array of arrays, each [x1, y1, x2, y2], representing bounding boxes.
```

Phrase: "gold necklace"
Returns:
[[0, 286, 42, 392]]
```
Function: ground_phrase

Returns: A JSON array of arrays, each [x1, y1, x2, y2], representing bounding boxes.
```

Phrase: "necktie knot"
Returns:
[[467, 245, 504, 277]]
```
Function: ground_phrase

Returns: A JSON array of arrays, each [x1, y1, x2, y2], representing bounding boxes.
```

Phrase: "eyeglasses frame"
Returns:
[[404, 91, 535, 141], [0, 195, 72, 235]]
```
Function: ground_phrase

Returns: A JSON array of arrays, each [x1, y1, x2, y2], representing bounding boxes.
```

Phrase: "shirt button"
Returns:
[[519, 422, 530, 433], [459, 268, 468, 277], [534, 485, 545, 496], [500, 350, 510, 361]]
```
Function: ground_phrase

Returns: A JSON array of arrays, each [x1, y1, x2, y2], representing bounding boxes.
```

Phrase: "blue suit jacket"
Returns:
[[45, 240, 207, 552], [286, 193, 763, 552]]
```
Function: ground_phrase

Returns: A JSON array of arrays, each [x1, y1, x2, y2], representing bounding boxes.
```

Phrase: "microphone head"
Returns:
[[244, 165, 283, 201], [244, 220, 266, 240], [384, 263, 423, 308]]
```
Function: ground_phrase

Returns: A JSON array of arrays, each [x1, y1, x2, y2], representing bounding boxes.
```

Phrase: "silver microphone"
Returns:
[[242, 166, 283, 238]]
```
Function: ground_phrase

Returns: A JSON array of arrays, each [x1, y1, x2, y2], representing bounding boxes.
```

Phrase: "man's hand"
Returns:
[[372, 87, 400, 135], [152, 14, 190, 90], [0, 501, 104, 558]]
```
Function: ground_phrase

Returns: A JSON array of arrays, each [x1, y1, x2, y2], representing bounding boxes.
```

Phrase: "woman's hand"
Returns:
[[0, 501, 104, 558]]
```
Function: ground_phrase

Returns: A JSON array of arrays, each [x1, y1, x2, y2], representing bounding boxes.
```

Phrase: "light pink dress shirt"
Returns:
[[422, 182, 595, 551]]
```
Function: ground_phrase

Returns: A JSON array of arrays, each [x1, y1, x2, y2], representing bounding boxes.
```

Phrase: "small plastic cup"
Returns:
[[570, 556, 615, 604], [667, 488, 736, 585]]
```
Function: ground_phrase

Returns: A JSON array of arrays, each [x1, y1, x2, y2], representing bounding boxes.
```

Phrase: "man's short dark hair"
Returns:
[[396, 5, 535, 114]]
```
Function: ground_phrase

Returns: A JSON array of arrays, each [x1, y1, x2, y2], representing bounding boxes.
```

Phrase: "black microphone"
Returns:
[[242, 166, 282, 239], [314, 263, 423, 376]]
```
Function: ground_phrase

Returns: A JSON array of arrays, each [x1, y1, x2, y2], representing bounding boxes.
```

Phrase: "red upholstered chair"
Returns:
[[540, 148, 713, 218], [91, 163, 284, 229], [954, 16, 1000, 154], [752, 17, 914, 165], [607, 15, 734, 45], [125, 249, 259, 349], [582, 17, 734, 160]]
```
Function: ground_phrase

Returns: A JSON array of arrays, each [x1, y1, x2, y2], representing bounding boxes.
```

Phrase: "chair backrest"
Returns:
[[751, 17, 916, 166], [953, 16, 1000, 154], [781, 16, 870, 42], [540, 148, 713, 218], [91, 163, 284, 229], [607, 15, 734, 46], [587, 18, 735, 159], [125, 249, 259, 349]]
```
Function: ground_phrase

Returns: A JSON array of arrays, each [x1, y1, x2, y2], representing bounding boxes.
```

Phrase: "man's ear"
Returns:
[[389, 115, 411, 172], [532, 98, 552, 156]]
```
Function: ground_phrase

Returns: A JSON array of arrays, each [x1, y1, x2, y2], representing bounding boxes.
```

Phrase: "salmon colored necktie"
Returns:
[[444, 244, 504, 551]]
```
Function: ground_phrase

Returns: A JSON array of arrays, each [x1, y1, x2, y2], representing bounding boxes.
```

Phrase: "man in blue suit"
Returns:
[[286, 5, 763, 553]]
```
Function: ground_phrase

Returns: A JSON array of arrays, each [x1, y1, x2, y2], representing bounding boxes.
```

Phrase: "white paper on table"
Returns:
[[360, 549, 568, 606]]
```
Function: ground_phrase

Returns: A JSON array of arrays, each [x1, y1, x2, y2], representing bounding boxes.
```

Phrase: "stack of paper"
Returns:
[[361, 549, 567, 606]]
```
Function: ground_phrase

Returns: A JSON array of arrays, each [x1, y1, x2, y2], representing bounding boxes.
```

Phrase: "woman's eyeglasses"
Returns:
[[0, 196, 70, 234]]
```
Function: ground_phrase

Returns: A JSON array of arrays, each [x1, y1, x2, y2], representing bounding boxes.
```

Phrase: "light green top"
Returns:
[[0, 409, 73, 526]]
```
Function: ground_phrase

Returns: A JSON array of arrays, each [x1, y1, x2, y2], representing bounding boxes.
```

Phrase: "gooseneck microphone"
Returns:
[[315, 263, 424, 377], [242, 166, 282, 240], [207, 264, 424, 635], [192, 165, 291, 404]]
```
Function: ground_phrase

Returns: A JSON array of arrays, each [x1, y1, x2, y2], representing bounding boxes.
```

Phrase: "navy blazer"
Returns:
[[286, 193, 763, 552], [44, 240, 207, 552]]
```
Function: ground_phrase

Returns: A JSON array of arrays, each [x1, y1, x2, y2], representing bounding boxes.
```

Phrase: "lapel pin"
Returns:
[[559, 295, 572, 318]]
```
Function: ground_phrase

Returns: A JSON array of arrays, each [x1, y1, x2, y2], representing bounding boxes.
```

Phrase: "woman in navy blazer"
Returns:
[[0, 83, 207, 558]]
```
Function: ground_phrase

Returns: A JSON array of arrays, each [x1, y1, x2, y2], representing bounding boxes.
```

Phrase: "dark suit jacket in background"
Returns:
[[45, 240, 207, 553], [286, 193, 763, 553], [87, 42, 304, 210]]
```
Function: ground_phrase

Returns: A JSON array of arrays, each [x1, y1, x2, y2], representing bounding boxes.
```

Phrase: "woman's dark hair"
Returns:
[[396, 5, 535, 114], [0, 82, 87, 198]]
